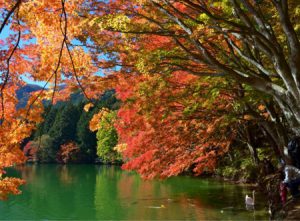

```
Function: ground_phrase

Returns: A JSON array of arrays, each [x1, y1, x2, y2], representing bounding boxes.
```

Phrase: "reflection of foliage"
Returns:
[[57, 142, 80, 164], [59, 165, 74, 185], [96, 111, 121, 163]]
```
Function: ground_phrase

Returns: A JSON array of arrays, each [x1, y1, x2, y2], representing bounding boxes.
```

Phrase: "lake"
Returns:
[[0, 164, 269, 220]]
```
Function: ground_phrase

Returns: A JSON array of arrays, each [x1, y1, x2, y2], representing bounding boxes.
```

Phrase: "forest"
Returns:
[[0, 0, 300, 219], [22, 89, 120, 164]]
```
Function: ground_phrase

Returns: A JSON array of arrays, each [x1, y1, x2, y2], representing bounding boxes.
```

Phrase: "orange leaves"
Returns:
[[89, 108, 110, 132], [0, 84, 44, 199], [114, 143, 127, 153], [57, 142, 80, 164], [0, 0, 103, 199], [0, 177, 25, 200], [115, 72, 236, 179], [0, 143, 26, 200], [243, 114, 254, 121]]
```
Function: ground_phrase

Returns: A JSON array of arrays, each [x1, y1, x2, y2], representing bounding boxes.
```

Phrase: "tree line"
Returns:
[[23, 90, 120, 164]]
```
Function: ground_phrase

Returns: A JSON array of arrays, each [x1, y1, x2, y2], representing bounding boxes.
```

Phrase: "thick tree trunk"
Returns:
[[275, 93, 300, 135]]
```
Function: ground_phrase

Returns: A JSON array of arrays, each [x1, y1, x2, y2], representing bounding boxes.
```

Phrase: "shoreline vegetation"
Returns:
[[18, 89, 287, 219], [19, 143, 298, 220], [17, 87, 294, 220]]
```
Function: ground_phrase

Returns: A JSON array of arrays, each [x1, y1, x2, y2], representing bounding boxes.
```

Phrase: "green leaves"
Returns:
[[96, 111, 121, 163]]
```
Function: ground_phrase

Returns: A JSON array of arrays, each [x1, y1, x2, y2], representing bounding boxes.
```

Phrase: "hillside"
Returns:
[[16, 84, 92, 108], [16, 84, 44, 109]]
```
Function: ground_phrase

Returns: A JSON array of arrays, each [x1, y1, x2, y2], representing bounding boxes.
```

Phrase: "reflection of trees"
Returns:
[[115, 170, 209, 220], [4, 165, 268, 220], [59, 165, 74, 184], [15, 165, 97, 220], [94, 166, 126, 220]]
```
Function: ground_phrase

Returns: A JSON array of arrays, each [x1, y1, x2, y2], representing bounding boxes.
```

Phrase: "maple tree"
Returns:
[[114, 72, 237, 178], [23, 141, 38, 163], [79, 0, 299, 155], [0, 0, 299, 198], [57, 142, 80, 164], [0, 0, 88, 199]]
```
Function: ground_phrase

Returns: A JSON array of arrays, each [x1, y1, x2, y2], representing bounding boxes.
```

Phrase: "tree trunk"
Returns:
[[245, 125, 260, 165]]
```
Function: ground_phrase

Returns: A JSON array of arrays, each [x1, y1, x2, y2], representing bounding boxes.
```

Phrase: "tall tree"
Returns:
[[81, 0, 300, 134], [94, 110, 121, 163], [49, 102, 80, 149], [76, 109, 97, 162], [113, 72, 236, 178]]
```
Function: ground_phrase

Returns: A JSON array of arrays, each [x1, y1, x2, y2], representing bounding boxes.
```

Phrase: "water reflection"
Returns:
[[0, 165, 268, 220]]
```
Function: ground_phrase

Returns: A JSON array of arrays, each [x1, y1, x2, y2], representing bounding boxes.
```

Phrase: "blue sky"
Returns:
[[1, 24, 47, 87], [1, 21, 115, 88]]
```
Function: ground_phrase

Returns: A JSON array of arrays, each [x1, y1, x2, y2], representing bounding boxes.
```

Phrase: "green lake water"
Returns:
[[0, 164, 269, 220]]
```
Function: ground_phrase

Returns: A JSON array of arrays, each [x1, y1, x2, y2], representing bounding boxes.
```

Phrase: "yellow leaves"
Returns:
[[84, 103, 94, 112], [114, 143, 127, 153], [17, 0, 93, 84], [88, 18, 98, 27], [198, 14, 210, 23], [135, 57, 149, 74], [96, 13, 130, 31], [89, 108, 110, 132], [295, 5, 300, 16]]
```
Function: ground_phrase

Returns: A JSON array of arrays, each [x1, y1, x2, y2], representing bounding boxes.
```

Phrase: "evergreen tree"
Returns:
[[49, 102, 80, 150], [76, 110, 97, 162], [33, 106, 58, 139]]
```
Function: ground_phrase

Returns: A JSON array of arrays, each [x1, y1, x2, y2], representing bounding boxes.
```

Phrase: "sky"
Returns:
[[1, 17, 113, 88], [1, 24, 47, 87]]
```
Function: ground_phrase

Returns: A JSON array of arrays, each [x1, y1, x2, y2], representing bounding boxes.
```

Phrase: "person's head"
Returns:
[[288, 136, 300, 152]]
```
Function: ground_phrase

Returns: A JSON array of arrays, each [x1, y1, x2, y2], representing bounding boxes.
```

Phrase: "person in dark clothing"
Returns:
[[280, 161, 300, 198], [288, 137, 300, 169]]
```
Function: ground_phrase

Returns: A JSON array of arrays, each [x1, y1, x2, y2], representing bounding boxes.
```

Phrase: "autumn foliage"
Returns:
[[114, 72, 236, 178], [57, 142, 80, 164], [1, 0, 300, 199], [23, 141, 38, 163]]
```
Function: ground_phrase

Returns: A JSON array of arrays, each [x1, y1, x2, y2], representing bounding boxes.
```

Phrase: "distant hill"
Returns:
[[16, 84, 116, 109], [16, 84, 83, 109], [16, 84, 44, 109]]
